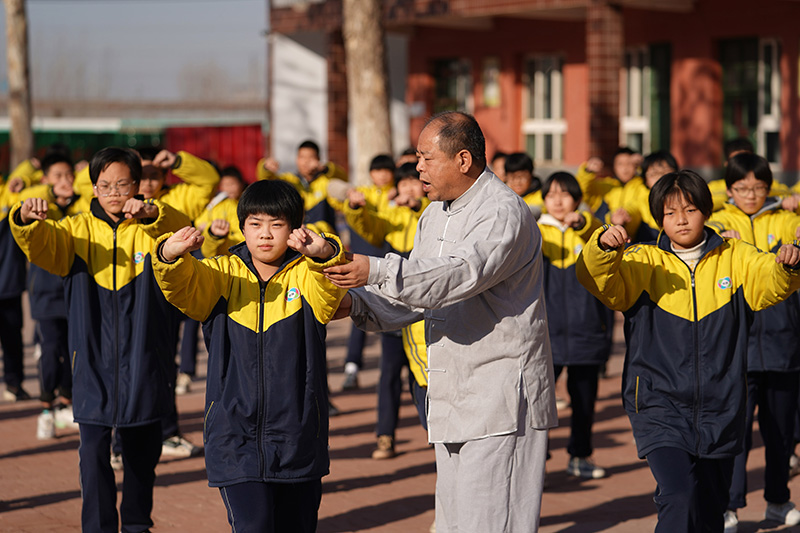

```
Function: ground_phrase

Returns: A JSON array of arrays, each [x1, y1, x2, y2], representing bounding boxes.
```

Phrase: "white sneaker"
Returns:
[[175, 373, 192, 395], [54, 404, 79, 429], [566, 456, 606, 479], [161, 435, 201, 458], [36, 410, 56, 440], [723, 509, 738, 533], [765, 501, 800, 526]]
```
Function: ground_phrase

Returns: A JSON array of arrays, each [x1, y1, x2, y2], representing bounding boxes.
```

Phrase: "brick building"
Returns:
[[269, 0, 800, 182]]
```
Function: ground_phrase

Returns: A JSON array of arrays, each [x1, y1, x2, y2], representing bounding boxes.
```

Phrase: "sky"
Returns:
[[0, 0, 268, 102]]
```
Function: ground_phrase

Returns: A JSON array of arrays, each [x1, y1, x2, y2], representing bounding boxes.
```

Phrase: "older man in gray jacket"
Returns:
[[326, 111, 557, 532]]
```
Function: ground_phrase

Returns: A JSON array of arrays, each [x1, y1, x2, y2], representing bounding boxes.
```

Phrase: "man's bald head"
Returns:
[[424, 112, 487, 170]]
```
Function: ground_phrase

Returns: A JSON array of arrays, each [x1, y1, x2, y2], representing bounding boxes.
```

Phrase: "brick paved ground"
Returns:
[[1, 312, 798, 532]]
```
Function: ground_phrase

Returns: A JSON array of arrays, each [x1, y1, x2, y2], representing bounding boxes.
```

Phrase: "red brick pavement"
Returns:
[[1, 316, 797, 532]]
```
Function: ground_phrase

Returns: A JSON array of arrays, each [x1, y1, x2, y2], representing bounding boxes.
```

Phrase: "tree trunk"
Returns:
[[342, 0, 392, 187], [4, 0, 34, 169]]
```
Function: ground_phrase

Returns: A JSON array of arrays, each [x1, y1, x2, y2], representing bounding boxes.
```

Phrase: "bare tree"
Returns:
[[4, 0, 33, 167], [343, 0, 392, 186]]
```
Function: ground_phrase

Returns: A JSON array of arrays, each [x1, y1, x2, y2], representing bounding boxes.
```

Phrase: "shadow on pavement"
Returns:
[[317, 493, 434, 532], [324, 462, 435, 494], [0, 488, 82, 512]]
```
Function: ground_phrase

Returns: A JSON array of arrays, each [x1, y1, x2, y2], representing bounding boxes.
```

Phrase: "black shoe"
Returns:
[[342, 372, 359, 391], [328, 401, 341, 417], [3, 386, 32, 402]]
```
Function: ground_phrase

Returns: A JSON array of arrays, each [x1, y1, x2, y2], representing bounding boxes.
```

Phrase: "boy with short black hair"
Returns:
[[10, 146, 191, 533], [151, 179, 348, 532], [707, 152, 800, 530], [504, 152, 542, 208], [577, 170, 800, 532]]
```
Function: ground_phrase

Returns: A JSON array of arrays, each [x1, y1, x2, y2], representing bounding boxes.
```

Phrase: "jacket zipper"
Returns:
[[690, 269, 700, 454], [748, 217, 766, 371], [256, 282, 266, 478], [561, 229, 569, 364], [112, 227, 120, 427]]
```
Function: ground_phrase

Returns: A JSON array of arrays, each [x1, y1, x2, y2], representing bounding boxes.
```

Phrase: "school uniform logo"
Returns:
[[573, 244, 583, 256], [768, 234, 776, 246], [133, 252, 145, 264], [717, 277, 732, 290], [286, 288, 300, 302]]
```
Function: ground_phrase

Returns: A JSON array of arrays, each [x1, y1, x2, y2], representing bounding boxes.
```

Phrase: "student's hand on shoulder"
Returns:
[[122, 198, 159, 220], [564, 211, 585, 229], [599, 225, 630, 251], [347, 189, 366, 209], [610, 208, 631, 226], [262, 157, 280, 173], [7, 177, 25, 193], [776, 243, 800, 268], [585, 157, 604, 174], [721, 230, 741, 240], [162, 226, 204, 262], [332, 292, 352, 320], [783, 194, 800, 213], [152, 150, 177, 169], [209, 219, 230, 238], [324, 253, 370, 288], [19, 197, 49, 223], [287, 227, 334, 259]]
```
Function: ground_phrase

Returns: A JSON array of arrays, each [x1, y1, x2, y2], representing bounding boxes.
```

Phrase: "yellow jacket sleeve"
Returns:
[[735, 239, 800, 311], [297, 234, 349, 324], [140, 199, 192, 240], [343, 203, 387, 248], [9, 202, 76, 277], [151, 233, 230, 322], [9, 159, 43, 188], [576, 225, 649, 312], [160, 151, 220, 220]]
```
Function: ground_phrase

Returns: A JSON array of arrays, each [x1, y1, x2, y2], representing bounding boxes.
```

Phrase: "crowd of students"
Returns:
[[1, 126, 800, 532]]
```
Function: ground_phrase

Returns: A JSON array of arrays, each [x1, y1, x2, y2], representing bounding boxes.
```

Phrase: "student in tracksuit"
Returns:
[[707, 153, 800, 531], [577, 170, 800, 533], [342, 162, 430, 457], [10, 147, 190, 533], [18, 152, 90, 438], [151, 180, 348, 532], [538, 172, 611, 479]]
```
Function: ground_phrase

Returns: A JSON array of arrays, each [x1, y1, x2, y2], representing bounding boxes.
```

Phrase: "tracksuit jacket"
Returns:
[[18, 184, 87, 320], [10, 198, 190, 427], [0, 183, 25, 300], [151, 235, 348, 486], [538, 213, 612, 366], [577, 225, 800, 459], [708, 201, 800, 372]]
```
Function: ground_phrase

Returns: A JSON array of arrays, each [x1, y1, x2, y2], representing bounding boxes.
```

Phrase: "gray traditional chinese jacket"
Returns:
[[349, 170, 558, 443]]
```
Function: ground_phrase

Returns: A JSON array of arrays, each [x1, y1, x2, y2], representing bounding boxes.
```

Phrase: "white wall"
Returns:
[[270, 32, 328, 170]]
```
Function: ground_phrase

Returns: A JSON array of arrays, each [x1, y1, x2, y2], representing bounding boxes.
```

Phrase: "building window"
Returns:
[[522, 56, 565, 164], [433, 59, 473, 114], [720, 38, 781, 165], [620, 44, 671, 154]]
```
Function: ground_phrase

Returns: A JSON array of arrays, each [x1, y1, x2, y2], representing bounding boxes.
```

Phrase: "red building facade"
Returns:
[[271, 0, 800, 181]]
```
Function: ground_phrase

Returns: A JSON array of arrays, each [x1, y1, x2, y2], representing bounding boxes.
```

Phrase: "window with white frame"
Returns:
[[620, 48, 650, 154], [522, 56, 565, 164], [720, 38, 782, 166], [433, 58, 473, 114]]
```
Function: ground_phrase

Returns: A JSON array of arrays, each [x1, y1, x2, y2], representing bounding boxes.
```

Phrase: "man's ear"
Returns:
[[456, 149, 473, 173]]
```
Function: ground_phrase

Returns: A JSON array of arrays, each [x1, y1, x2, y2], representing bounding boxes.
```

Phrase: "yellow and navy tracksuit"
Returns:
[[538, 212, 611, 366], [195, 196, 243, 258], [577, 225, 800, 460], [18, 184, 88, 320], [151, 234, 347, 486], [8, 158, 43, 188], [708, 178, 791, 212], [708, 201, 800, 372], [620, 183, 661, 243], [0, 180, 25, 300], [343, 196, 429, 427], [257, 159, 347, 236], [575, 162, 622, 215], [10, 198, 191, 426]]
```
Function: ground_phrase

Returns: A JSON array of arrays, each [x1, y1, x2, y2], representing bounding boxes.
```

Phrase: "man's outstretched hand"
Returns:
[[325, 253, 370, 288]]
